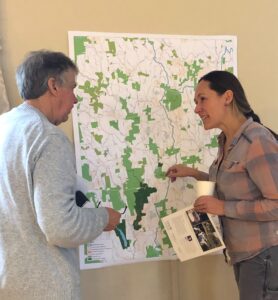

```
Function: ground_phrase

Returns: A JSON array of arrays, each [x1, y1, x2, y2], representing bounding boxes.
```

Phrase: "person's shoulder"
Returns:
[[243, 121, 276, 144], [19, 104, 66, 139], [8, 104, 70, 146]]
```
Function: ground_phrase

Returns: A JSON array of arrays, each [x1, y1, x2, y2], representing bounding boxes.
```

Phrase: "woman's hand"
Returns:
[[166, 164, 195, 182], [166, 164, 209, 182], [194, 196, 225, 216]]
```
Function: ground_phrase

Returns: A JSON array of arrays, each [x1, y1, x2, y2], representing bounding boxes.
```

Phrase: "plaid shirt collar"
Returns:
[[217, 118, 253, 150]]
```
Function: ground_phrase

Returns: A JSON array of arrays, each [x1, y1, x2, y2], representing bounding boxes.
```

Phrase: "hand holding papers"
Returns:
[[162, 181, 225, 262]]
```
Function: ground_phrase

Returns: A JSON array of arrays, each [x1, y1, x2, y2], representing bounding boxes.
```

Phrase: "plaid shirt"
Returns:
[[209, 118, 278, 264]]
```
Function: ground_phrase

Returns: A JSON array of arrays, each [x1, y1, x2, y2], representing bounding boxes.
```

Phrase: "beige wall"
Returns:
[[1, 0, 277, 299]]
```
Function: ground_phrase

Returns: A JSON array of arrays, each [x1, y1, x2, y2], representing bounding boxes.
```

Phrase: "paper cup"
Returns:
[[196, 181, 215, 197]]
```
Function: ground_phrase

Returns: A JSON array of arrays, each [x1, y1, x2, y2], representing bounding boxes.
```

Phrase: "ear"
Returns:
[[224, 90, 233, 106], [47, 77, 59, 96]]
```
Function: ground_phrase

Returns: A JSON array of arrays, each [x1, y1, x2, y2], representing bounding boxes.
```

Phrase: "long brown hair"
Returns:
[[199, 70, 277, 140]]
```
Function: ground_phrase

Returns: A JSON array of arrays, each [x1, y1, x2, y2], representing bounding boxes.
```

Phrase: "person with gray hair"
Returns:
[[0, 50, 121, 299]]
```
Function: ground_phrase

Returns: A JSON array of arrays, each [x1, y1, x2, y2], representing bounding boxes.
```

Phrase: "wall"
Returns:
[[1, 1, 277, 299]]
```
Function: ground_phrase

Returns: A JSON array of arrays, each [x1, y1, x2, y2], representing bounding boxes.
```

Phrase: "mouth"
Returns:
[[200, 115, 208, 122]]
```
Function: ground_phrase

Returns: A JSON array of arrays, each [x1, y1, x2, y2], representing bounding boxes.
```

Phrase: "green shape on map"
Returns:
[[155, 198, 168, 219], [110, 120, 119, 130], [77, 95, 83, 103], [82, 163, 92, 181], [74, 36, 91, 62], [92, 133, 103, 144], [120, 97, 128, 110], [85, 257, 101, 264], [122, 147, 145, 216], [226, 67, 234, 73], [115, 220, 131, 249], [181, 155, 201, 167], [161, 83, 182, 111], [205, 135, 218, 148], [186, 183, 194, 189], [155, 199, 177, 226], [79, 80, 105, 114], [181, 60, 204, 88], [133, 182, 157, 230], [106, 39, 116, 56], [138, 71, 149, 77], [144, 106, 155, 121], [86, 192, 98, 207], [172, 49, 178, 58], [94, 149, 102, 156], [148, 138, 159, 157], [78, 122, 83, 143], [91, 122, 98, 128], [156, 198, 177, 248], [146, 245, 162, 258], [116, 69, 129, 84], [132, 82, 141, 91], [162, 231, 173, 248], [123, 37, 139, 42], [164, 88, 182, 111], [101, 175, 125, 210], [165, 146, 180, 156], [154, 163, 166, 180], [125, 113, 140, 144]]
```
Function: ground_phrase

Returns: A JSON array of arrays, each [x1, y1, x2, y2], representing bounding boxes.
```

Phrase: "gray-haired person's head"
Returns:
[[16, 50, 78, 100]]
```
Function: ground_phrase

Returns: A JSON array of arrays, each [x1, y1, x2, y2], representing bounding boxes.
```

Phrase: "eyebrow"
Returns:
[[194, 92, 206, 104]]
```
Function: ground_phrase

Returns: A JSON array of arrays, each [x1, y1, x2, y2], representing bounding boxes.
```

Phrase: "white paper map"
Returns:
[[68, 32, 237, 269]]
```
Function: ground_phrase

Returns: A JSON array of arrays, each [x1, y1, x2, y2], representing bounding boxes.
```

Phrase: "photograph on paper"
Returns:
[[162, 205, 225, 262]]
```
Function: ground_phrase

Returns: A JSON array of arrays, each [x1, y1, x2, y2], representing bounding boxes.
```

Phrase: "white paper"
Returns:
[[162, 205, 225, 262]]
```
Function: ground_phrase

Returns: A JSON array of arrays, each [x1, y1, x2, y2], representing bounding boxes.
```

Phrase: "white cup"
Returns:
[[196, 181, 215, 198]]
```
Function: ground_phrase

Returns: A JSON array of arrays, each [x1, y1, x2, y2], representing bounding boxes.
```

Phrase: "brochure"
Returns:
[[162, 205, 225, 262]]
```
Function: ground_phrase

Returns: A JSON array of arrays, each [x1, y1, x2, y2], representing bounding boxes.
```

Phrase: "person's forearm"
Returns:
[[194, 170, 209, 181]]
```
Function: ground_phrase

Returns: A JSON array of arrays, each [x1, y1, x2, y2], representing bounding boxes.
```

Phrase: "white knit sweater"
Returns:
[[0, 103, 108, 299]]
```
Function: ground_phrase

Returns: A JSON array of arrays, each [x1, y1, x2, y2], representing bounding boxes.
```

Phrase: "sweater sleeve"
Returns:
[[224, 134, 278, 221], [33, 133, 109, 248]]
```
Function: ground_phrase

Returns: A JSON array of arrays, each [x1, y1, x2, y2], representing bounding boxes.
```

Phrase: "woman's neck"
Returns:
[[222, 114, 247, 142]]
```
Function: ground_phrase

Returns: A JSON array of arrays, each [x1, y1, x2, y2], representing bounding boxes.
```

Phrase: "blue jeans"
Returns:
[[233, 246, 278, 300]]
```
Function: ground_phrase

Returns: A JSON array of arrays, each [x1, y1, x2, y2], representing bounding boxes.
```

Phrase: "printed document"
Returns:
[[162, 206, 225, 262]]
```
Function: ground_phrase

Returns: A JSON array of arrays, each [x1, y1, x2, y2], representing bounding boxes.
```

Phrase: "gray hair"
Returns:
[[16, 50, 78, 100]]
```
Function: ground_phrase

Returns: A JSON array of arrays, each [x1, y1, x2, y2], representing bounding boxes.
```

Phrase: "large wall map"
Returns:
[[68, 32, 237, 269]]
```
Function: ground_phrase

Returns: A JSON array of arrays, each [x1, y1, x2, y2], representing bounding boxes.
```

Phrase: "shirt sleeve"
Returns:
[[33, 133, 109, 248], [224, 134, 278, 221]]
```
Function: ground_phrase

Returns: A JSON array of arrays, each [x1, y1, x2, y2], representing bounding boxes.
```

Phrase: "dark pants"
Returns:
[[233, 246, 278, 300]]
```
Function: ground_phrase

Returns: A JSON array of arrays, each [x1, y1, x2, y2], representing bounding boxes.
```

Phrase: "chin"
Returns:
[[203, 123, 213, 130], [61, 116, 69, 123]]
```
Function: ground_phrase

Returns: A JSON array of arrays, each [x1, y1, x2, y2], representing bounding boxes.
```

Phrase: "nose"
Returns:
[[73, 95, 78, 105], [194, 102, 201, 114]]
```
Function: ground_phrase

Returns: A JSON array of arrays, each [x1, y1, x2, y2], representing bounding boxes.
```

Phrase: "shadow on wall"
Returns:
[[0, 59, 9, 114]]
